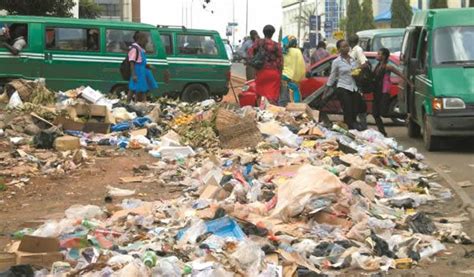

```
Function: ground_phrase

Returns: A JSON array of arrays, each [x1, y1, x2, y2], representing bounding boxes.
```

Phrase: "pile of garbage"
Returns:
[[0, 79, 472, 276]]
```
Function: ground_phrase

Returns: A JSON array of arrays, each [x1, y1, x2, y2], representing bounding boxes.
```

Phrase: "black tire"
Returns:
[[423, 114, 441, 151], [181, 83, 209, 103], [407, 116, 421, 138], [388, 99, 406, 125]]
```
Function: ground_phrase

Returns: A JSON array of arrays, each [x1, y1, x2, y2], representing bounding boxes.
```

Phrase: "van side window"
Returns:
[[418, 30, 429, 71], [177, 35, 218, 56], [46, 27, 100, 51], [359, 39, 370, 51], [160, 34, 173, 55], [106, 29, 155, 54], [0, 23, 29, 51]]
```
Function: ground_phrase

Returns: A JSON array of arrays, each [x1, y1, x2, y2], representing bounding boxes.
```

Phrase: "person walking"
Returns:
[[348, 34, 369, 130], [326, 39, 360, 130], [372, 48, 413, 136], [248, 25, 283, 105], [280, 35, 306, 106], [311, 41, 330, 64], [240, 30, 259, 80], [127, 31, 158, 103]]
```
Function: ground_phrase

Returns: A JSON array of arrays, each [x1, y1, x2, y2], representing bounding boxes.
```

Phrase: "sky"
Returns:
[[141, 0, 282, 44]]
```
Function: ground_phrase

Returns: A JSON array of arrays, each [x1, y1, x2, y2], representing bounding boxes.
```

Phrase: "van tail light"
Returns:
[[164, 70, 170, 83], [226, 70, 231, 81]]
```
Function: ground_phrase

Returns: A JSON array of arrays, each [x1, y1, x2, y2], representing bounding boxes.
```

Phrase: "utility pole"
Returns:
[[246, 0, 249, 35], [232, 0, 236, 47], [297, 0, 303, 45], [315, 0, 318, 45]]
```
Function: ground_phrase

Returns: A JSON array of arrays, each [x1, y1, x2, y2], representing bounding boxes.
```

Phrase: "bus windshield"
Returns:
[[433, 26, 474, 65], [373, 35, 403, 53]]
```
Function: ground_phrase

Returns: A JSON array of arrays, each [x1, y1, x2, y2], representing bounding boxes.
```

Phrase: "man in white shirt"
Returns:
[[240, 30, 259, 80], [2, 26, 27, 56], [348, 34, 369, 130]]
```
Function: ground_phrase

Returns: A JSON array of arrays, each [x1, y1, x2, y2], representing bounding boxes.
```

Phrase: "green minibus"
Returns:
[[0, 15, 169, 96], [399, 8, 474, 151], [158, 26, 231, 102], [357, 28, 405, 53]]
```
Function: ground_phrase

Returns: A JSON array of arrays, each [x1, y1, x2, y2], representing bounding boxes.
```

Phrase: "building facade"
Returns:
[[95, 0, 141, 22]]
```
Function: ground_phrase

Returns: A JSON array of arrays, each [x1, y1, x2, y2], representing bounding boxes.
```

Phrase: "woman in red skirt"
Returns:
[[248, 25, 283, 104]]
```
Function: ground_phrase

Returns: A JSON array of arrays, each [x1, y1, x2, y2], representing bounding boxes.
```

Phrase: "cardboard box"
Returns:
[[54, 103, 113, 134], [0, 252, 16, 271], [286, 103, 320, 122], [54, 136, 81, 151], [15, 236, 63, 268]]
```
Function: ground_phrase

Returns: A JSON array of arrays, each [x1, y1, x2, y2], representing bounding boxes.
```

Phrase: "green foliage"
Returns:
[[0, 0, 75, 17], [346, 0, 362, 35], [429, 0, 448, 9], [79, 0, 103, 19], [391, 0, 413, 28], [360, 0, 376, 30]]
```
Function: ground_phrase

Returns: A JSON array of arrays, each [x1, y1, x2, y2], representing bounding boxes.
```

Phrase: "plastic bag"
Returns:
[[115, 259, 149, 277], [152, 256, 181, 277], [179, 219, 207, 244], [32, 219, 76, 237], [258, 121, 302, 148], [107, 186, 136, 197], [231, 240, 265, 275], [65, 204, 103, 220], [7, 91, 23, 108]]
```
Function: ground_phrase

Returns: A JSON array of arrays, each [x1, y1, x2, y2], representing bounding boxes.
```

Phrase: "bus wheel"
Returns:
[[181, 84, 209, 103], [407, 116, 421, 138], [110, 85, 128, 99], [423, 114, 441, 151]]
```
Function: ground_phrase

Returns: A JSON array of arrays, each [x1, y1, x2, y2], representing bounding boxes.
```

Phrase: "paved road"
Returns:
[[231, 63, 474, 202]]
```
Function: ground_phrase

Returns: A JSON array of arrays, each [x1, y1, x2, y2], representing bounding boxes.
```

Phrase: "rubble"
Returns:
[[0, 79, 471, 276]]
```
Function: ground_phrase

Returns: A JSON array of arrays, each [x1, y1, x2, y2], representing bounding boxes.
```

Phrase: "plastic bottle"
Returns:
[[81, 219, 100, 229], [143, 251, 157, 268], [12, 228, 34, 239]]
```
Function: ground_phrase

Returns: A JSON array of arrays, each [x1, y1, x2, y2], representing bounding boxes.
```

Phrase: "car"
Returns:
[[239, 52, 405, 123], [357, 28, 405, 53]]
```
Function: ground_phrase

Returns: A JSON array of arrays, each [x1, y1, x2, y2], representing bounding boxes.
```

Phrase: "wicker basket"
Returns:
[[215, 107, 262, 149]]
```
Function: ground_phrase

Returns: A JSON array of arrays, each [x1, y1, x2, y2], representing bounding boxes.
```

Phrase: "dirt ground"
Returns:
[[0, 149, 182, 249], [1, 81, 473, 275]]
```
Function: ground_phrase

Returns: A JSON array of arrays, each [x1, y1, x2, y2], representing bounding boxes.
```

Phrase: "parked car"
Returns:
[[357, 28, 405, 53], [239, 52, 405, 123]]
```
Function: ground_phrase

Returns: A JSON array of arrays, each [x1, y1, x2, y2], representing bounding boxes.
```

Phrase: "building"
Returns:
[[282, 0, 345, 44], [94, 0, 141, 22]]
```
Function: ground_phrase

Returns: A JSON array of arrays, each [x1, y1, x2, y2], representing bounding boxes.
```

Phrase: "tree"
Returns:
[[0, 0, 74, 17], [391, 0, 413, 28], [346, 0, 362, 35], [360, 0, 376, 30], [79, 0, 103, 19], [292, 7, 317, 42], [471, 0, 474, 7], [429, 0, 448, 9]]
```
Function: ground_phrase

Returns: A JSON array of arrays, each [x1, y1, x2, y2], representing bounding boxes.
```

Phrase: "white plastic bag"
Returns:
[[7, 91, 23, 108], [65, 204, 103, 220], [231, 240, 265, 275], [107, 186, 136, 197]]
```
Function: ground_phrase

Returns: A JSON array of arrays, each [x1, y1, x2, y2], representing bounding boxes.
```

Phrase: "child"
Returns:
[[127, 31, 158, 102]]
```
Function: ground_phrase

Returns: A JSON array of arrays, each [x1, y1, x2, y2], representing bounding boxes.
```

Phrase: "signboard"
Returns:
[[226, 26, 232, 37], [228, 22, 238, 27]]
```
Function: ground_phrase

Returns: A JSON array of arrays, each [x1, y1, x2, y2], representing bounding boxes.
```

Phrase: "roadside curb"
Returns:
[[428, 161, 474, 218]]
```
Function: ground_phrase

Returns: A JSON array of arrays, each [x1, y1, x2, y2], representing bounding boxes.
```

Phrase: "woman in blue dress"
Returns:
[[127, 31, 158, 102]]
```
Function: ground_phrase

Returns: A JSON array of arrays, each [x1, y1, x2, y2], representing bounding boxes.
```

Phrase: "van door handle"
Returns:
[[44, 53, 53, 64]]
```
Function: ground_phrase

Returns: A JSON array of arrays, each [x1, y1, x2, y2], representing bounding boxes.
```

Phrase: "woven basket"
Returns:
[[215, 107, 262, 149]]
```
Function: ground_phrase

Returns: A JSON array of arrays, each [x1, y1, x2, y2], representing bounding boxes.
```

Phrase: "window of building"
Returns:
[[160, 34, 173, 55], [105, 29, 155, 54], [177, 35, 218, 56], [45, 27, 100, 52]]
